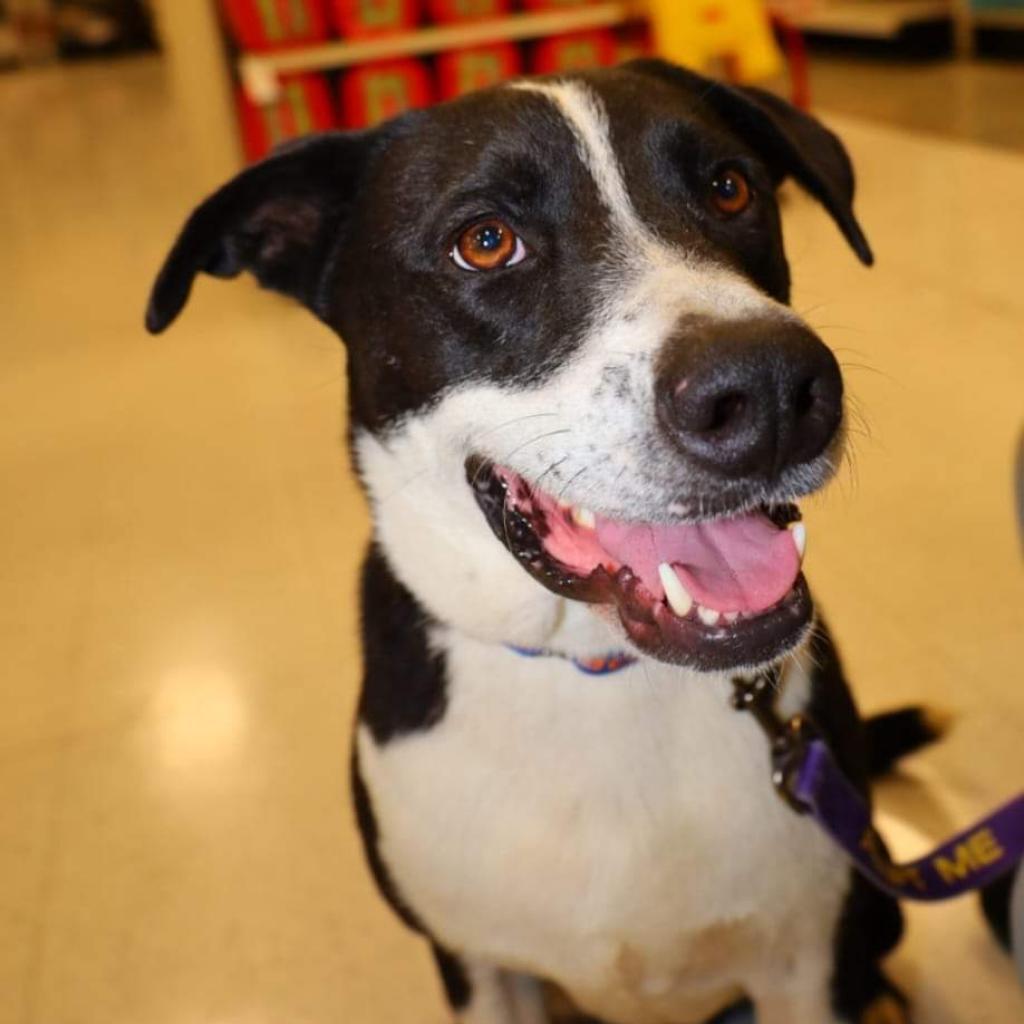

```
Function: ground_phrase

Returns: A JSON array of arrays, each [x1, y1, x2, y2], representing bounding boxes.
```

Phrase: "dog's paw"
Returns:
[[860, 993, 910, 1024]]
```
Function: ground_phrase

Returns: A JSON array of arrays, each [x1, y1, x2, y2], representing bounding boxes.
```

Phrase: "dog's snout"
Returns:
[[657, 320, 843, 481]]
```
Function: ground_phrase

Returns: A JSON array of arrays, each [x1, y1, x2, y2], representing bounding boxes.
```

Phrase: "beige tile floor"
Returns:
[[802, 58, 1024, 155], [1, 55, 1023, 1024]]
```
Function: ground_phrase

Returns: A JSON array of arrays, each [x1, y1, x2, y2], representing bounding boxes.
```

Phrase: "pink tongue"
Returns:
[[596, 513, 800, 614]]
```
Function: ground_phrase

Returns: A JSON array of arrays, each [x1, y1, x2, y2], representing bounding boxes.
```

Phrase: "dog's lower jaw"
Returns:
[[465, 458, 815, 672]]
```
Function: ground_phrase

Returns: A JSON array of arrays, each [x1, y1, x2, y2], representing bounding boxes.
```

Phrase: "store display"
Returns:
[[237, 72, 336, 159], [531, 28, 617, 73], [331, 0, 421, 39], [340, 58, 433, 127], [436, 41, 521, 99], [427, 0, 510, 24], [220, 0, 333, 51], [223, 0, 654, 159], [648, 0, 782, 80]]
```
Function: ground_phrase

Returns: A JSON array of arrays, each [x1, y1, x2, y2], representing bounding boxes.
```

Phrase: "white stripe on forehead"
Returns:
[[511, 79, 786, 325], [512, 80, 649, 242]]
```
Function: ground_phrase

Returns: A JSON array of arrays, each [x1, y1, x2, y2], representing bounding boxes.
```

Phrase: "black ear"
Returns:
[[145, 131, 378, 334], [626, 59, 873, 267]]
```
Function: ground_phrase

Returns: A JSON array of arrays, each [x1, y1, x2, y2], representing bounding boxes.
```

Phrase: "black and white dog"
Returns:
[[147, 61, 936, 1024]]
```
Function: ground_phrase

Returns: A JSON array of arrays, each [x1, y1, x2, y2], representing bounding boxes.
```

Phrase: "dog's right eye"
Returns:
[[451, 219, 526, 272], [709, 169, 752, 217]]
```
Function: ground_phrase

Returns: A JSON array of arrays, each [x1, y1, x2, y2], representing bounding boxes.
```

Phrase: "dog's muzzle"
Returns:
[[655, 317, 843, 483]]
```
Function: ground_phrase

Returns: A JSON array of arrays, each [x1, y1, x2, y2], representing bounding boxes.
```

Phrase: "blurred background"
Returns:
[[1, 1, 1023, 1022]]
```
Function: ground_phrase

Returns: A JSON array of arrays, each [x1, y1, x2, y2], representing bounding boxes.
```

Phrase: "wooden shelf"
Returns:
[[239, 2, 646, 104], [777, 1, 953, 39]]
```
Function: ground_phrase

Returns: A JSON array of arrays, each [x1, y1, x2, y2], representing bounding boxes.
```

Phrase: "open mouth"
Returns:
[[467, 458, 813, 671]]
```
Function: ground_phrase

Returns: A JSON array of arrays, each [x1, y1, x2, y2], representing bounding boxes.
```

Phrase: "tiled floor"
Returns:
[[805, 57, 1024, 154], [1, 55, 1023, 1024]]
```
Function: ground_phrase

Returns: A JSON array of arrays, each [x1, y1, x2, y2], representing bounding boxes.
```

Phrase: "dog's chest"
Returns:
[[358, 633, 847, 1021]]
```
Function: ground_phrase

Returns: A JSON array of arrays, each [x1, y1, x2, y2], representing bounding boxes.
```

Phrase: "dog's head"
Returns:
[[148, 61, 871, 673]]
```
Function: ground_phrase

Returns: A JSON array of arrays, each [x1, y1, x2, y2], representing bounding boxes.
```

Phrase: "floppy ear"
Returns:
[[145, 131, 377, 334], [626, 60, 873, 267]]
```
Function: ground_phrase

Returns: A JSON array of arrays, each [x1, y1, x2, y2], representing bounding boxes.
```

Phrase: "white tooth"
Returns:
[[697, 605, 721, 626], [658, 563, 693, 618], [572, 507, 596, 529], [724, 611, 740, 623], [790, 522, 807, 559]]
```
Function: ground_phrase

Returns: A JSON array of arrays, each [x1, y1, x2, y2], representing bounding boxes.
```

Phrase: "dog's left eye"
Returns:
[[709, 169, 753, 216], [451, 219, 527, 272]]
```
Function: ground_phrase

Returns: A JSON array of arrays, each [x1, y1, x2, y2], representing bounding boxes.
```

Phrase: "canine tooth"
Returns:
[[724, 611, 740, 623], [697, 605, 721, 626], [658, 563, 693, 618], [572, 506, 596, 529], [790, 522, 807, 559]]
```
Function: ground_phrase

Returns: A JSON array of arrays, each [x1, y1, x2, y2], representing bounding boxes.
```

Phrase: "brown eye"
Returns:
[[709, 169, 752, 216], [451, 219, 526, 272]]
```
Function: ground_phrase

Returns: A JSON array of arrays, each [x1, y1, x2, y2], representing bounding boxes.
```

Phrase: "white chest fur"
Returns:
[[358, 632, 850, 1024]]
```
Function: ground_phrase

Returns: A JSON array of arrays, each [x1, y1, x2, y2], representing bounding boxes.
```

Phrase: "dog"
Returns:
[[146, 60, 940, 1024]]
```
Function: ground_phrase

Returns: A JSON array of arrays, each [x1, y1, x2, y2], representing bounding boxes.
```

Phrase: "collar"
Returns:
[[505, 644, 638, 676]]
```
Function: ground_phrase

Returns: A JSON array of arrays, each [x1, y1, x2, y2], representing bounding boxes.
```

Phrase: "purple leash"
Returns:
[[732, 672, 1024, 902]]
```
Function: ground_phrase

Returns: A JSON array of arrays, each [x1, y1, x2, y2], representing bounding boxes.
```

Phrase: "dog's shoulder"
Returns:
[[357, 543, 451, 744], [803, 619, 872, 793]]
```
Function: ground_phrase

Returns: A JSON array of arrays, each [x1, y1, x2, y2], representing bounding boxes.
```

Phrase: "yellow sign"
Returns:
[[647, 0, 783, 81]]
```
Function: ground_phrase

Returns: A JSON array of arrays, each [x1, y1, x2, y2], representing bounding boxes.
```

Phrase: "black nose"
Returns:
[[657, 319, 843, 481]]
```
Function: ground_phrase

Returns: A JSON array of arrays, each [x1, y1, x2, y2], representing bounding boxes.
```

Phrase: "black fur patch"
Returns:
[[357, 544, 449, 744], [331, 87, 610, 429], [622, 61, 873, 266], [864, 706, 946, 777], [431, 944, 473, 1011], [980, 868, 1017, 950], [596, 65, 793, 303], [349, 547, 449, 941], [351, 748, 424, 933], [831, 870, 907, 1020], [802, 620, 907, 1018], [805, 619, 872, 794]]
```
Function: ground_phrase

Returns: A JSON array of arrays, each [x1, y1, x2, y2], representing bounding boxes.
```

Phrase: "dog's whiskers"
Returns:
[[468, 426, 571, 494], [376, 463, 435, 505], [383, 420, 572, 505], [844, 393, 874, 442], [496, 430, 575, 543], [838, 360, 889, 380], [839, 445, 861, 496], [556, 465, 591, 505], [478, 412, 561, 439], [501, 453, 573, 545], [534, 456, 570, 492], [498, 428, 574, 465], [795, 301, 832, 320]]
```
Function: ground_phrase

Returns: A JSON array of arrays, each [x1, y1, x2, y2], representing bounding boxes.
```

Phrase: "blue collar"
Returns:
[[506, 644, 638, 676]]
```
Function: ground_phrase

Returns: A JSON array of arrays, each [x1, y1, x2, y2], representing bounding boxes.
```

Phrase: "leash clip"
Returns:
[[730, 671, 815, 814], [733, 675, 1024, 902]]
